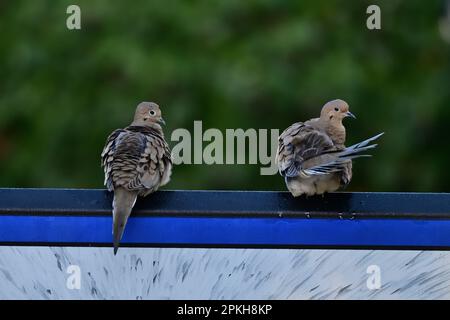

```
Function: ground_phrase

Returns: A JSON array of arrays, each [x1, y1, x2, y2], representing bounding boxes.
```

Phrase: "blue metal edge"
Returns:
[[1, 215, 450, 250]]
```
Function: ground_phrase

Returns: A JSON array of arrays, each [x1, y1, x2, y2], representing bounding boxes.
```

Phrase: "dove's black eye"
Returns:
[[149, 110, 156, 116], [334, 107, 339, 112]]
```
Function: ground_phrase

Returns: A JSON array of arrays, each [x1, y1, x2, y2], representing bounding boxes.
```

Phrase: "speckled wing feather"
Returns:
[[101, 128, 127, 191], [101, 126, 172, 195], [276, 122, 338, 178]]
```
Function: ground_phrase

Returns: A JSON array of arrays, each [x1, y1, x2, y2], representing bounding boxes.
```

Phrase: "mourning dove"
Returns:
[[276, 99, 383, 197], [101, 102, 172, 254]]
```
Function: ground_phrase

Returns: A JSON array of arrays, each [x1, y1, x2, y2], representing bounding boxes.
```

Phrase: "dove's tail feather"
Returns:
[[112, 188, 137, 255], [302, 133, 384, 176], [336, 132, 385, 159]]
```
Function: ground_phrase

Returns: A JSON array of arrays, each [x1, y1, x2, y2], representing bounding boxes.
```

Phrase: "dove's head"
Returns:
[[132, 102, 166, 128], [320, 99, 356, 123]]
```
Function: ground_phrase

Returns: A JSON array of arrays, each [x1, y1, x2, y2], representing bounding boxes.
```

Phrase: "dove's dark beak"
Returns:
[[345, 111, 356, 119], [158, 118, 166, 126]]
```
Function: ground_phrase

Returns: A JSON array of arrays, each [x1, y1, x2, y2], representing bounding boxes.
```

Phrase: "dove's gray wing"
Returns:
[[102, 126, 172, 195], [124, 126, 172, 195], [276, 122, 340, 178], [300, 132, 384, 177], [101, 128, 127, 191]]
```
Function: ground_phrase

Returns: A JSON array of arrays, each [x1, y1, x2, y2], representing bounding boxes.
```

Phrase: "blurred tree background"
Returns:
[[0, 0, 449, 192]]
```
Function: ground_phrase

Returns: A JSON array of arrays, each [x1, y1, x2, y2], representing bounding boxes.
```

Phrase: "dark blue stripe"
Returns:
[[0, 215, 449, 248]]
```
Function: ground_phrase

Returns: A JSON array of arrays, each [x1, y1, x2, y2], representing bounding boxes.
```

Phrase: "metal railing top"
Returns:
[[1, 188, 450, 219]]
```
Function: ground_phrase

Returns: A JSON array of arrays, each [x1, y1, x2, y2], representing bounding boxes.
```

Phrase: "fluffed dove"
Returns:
[[101, 102, 172, 254], [276, 99, 383, 197]]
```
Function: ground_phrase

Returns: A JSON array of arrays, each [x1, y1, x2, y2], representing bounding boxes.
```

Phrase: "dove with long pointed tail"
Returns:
[[101, 102, 172, 254], [276, 99, 383, 197]]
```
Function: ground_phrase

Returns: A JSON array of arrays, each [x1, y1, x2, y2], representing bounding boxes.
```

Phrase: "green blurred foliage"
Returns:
[[0, 0, 449, 192]]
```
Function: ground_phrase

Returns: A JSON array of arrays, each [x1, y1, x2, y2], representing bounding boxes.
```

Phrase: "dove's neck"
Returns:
[[326, 120, 346, 148], [315, 117, 346, 148], [130, 121, 163, 132]]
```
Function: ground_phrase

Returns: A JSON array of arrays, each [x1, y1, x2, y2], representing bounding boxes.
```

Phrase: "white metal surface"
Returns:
[[0, 247, 449, 299]]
